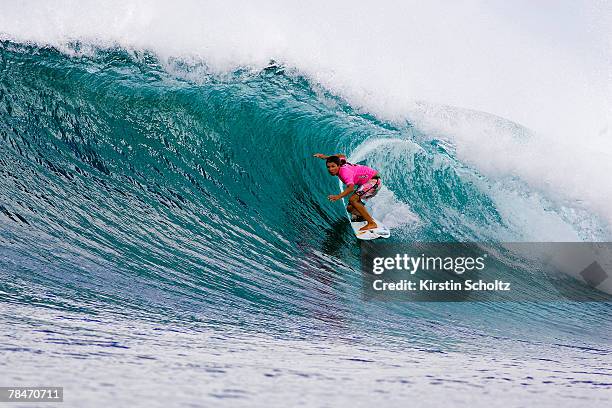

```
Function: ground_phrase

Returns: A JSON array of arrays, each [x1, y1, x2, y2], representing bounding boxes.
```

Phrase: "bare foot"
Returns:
[[359, 222, 378, 231]]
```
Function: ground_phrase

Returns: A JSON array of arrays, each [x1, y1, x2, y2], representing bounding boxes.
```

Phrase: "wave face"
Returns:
[[1, 41, 611, 354]]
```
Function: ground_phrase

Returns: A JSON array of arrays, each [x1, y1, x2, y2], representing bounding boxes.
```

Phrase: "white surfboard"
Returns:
[[339, 180, 390, 240], [349, 218, 391, 240]]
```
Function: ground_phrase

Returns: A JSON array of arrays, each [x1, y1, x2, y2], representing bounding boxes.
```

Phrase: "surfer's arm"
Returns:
[[313, 153, 346, 159], [329, 184, 355, 201], [338, 184, 355, 198]]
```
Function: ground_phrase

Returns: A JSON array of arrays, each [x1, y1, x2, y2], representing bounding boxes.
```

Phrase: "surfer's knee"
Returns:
[[346, 204, 353, 212]]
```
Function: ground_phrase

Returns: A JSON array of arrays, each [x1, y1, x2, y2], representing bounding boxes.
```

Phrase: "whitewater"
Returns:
[[0, 1, 611, 406]]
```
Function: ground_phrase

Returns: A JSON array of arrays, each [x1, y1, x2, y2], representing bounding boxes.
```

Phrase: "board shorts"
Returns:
[[355, 176, 381, 200]]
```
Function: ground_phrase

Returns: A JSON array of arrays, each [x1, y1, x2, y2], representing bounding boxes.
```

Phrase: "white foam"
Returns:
[[1, 0, 610, 226], [369, 188, 420, 229], [406, 103, 612, 229]]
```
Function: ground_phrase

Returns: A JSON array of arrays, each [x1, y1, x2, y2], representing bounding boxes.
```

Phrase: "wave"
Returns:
[[1, 0, 610, 224], [0, 42, 610, 350]]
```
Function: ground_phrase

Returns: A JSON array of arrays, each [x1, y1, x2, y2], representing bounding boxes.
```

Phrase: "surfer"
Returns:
[[313, 153, 381, 231]]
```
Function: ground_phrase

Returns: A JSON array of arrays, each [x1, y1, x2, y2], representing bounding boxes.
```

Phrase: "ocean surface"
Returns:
[[1, 37, 611, 407]]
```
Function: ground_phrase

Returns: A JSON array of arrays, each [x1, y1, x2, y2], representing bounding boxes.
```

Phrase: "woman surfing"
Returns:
[[313, 153, 381, 231]]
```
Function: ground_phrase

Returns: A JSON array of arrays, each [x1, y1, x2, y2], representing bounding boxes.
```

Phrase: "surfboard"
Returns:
[[349, 217, 391, 240], [339, 180, 390, 240]]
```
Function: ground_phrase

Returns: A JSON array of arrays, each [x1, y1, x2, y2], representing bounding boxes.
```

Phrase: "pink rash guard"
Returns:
[[338, 164, 378, 186]]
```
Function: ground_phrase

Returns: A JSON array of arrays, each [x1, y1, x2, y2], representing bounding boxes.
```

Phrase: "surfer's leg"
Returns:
[[347, 203, 365, 221], [348, 194, 377, 231], [346, 204, 360, 216]]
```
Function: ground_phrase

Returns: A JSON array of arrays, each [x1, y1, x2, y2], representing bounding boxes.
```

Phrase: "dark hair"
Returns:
[[326, 155, 347, 166]]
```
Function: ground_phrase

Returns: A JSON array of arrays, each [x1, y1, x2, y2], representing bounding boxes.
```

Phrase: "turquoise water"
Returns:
[[1, 42, 611, 406]]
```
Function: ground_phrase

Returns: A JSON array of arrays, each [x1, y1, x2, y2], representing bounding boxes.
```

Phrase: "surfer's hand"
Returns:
[[328, 194, 341, 202], [313, 153, 326, 159]]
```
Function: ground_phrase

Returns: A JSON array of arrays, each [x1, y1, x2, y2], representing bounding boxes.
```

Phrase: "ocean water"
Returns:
[[1, 1, 612, 406]]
